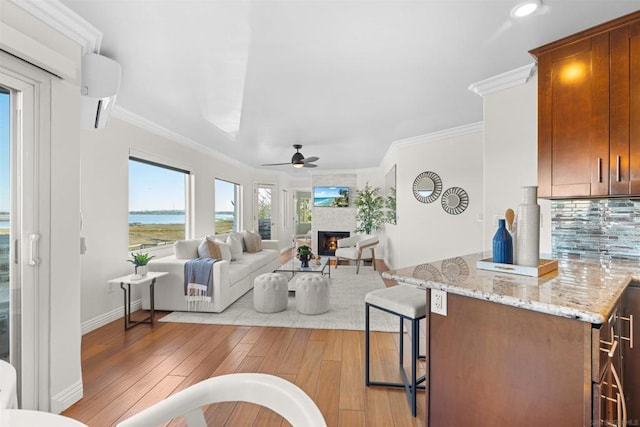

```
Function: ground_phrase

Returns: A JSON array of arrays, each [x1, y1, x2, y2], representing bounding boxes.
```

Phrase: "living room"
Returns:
[[3, 0, 639, 423]]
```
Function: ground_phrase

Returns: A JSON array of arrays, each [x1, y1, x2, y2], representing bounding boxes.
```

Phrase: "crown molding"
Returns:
[[468, 63, 537, 96], [379, 122, 484, 166], [111, 105, 251, 172], [10, 0, 102, 54]]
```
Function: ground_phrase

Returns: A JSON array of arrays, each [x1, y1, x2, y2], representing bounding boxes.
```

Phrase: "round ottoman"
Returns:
[[295, 274, 330, 315], [253, 273, 288, 313]]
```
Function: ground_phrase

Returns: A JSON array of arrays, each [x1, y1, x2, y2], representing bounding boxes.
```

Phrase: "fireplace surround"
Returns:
[[317, 231, 350, 256]]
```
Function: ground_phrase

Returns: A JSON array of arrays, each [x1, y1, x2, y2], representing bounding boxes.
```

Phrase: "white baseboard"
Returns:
[[81, 299, 142, 335], [51, 380, 83, 414]]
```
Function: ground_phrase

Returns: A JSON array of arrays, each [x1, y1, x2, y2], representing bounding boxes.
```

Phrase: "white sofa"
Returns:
[[142, 233, 281, 313]]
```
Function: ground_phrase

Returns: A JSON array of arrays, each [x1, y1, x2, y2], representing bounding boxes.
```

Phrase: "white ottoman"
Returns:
[[295, 274, 330, 315], [253, 273, 288, 313]]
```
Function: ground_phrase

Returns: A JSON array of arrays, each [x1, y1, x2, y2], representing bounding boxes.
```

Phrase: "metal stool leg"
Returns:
[[365, 303, 426, 417]]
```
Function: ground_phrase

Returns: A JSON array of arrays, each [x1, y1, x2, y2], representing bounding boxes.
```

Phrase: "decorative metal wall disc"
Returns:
[[441, 187, 469, 215]]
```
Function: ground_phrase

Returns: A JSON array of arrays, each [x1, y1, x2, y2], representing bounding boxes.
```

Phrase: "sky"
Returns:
[[128, 159, 236, 212]]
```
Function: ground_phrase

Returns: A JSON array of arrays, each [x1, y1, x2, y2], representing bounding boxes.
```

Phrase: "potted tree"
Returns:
[[355, 182, 385, 235], [128, 252, 155, 278]]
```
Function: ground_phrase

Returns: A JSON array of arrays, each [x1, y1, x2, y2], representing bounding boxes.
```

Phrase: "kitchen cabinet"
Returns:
[[532, 33, 610, 198], [531, 11, 640, 198], [610, 23, 640, 195], [426, 291, 593, 426]]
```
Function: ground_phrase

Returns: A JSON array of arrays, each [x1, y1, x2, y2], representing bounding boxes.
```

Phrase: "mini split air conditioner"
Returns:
[[80, 53, 121, 129]]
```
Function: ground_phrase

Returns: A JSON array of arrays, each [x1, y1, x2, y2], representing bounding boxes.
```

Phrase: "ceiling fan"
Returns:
[[262, 144, 319, 168]]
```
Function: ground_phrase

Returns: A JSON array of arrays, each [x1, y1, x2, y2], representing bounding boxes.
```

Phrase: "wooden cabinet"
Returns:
[[424, 287, 639, 426], [531, 11, 640, 198], [425, 291, 593, 426], [610, 22, 640, 195], [533, 33, 610, 198]]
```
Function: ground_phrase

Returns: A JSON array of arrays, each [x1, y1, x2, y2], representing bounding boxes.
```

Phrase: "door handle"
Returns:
[[616, 155, 621, 182], [29, 233, 40, 266]]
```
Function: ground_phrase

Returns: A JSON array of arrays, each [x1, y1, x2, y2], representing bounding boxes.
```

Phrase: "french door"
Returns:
[[0, 52, 50, 410], [255, 184, 274, 240]]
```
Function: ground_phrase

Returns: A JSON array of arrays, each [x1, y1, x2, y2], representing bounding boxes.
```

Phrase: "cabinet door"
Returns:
[[537, 33, 610, 198], [622, 285, 640, 424], [629, 22, 640, 194], [610, 22, 640, 195]]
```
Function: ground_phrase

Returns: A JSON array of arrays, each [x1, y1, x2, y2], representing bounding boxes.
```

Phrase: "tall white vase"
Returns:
[[515, 186, 540, 267]]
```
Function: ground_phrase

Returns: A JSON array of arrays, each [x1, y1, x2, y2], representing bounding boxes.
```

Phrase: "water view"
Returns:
[[128, 211, 236, 250]]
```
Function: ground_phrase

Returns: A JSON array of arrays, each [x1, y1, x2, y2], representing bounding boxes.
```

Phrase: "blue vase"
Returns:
[[493, 219, 513, 264]]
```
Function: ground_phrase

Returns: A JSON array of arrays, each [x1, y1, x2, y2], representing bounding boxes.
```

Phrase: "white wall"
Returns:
[[385, 129, 485, 269], [79, 118, 294, 327], [483, 76, 552, 255]]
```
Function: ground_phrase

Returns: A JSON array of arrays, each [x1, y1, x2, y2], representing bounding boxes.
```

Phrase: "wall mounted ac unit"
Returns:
[[80, 53, 121, 129]]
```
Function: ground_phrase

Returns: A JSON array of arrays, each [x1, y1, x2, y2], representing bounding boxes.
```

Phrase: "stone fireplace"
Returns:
[[317, 231, 350, 256]]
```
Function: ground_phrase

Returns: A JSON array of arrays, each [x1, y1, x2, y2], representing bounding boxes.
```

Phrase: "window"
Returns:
[[215, 178, 240, 234], [129, 157, 189, 250]]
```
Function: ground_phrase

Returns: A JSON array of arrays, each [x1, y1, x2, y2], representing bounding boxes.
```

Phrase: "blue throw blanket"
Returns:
[[184, 258, 218, 310]]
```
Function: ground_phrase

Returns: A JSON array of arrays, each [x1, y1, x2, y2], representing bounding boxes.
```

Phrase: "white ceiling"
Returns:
[[61, 0, 640, 174]]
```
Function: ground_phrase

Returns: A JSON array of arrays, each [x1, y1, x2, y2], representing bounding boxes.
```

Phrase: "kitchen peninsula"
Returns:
[[382, 253, 640, 426]]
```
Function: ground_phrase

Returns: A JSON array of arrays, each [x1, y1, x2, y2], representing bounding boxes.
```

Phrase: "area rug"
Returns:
[[159, 265, 399, 331]]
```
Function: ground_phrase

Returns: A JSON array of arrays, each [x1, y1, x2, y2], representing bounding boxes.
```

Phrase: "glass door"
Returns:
[[0, 87, 9, 362], [0, 53, 49, 409], [256, 184, 274, 240]]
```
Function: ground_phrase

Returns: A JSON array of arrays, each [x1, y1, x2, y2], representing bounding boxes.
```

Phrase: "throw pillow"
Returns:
[[197, 237, 212, 258], [213, 239, 233, 261], [226, 233, 243, 260], [175, 239, 200, 259], [231, 231, 247, 252], [243, 230, 262, 253], [205, 238, 223, 259]]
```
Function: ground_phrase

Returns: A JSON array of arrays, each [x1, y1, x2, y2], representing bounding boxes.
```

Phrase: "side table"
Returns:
[[108, 272, 168, 331]]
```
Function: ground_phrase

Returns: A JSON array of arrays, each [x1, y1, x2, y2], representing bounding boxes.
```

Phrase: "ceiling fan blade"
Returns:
[[302, 156, 319, 163], [261, 162, 291, 166], [303, 163, 318, 168]]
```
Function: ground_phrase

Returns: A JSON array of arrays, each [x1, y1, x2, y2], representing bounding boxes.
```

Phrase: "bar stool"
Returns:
[[365, 285, 426, 417]]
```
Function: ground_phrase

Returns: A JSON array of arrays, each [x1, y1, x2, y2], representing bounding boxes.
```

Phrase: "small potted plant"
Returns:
[[297, 245, 313, 268], [128, 252, 155, 278]]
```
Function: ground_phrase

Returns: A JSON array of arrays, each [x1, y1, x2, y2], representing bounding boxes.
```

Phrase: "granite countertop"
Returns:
[[381, 252, 640, 324]]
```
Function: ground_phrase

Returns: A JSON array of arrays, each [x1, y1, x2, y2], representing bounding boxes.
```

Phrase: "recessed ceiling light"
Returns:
[[511, 0, 541, 18]]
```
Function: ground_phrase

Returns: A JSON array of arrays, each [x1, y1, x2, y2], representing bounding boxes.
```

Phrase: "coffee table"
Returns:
[[274, 256, 330, 291]]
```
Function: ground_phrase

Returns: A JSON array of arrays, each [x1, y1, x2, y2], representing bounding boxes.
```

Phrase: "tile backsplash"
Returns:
[[552, 199, 640, 260]]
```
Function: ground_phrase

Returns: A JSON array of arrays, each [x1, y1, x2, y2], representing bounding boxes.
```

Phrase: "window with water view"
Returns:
[[129, 158, 189, 250], [215, 178, 240, 234]]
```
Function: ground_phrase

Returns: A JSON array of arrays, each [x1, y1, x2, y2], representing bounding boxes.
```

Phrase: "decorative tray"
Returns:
[[476, 258, 558, 277]]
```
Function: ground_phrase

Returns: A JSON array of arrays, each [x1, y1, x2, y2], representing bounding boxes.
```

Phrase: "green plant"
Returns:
[[385, 186, 397, 224], [297, 245, 312, 256], [127, 252, 155, 267], [355, 182, 385, 235]]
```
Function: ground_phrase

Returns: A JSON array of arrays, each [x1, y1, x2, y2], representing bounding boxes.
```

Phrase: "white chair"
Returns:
[[116, 373, 327, 427], [334, 235, 379, 274], [0, 359, 18, 409]]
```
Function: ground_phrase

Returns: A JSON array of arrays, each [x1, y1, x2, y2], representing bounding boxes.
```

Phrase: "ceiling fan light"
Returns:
[[293, 161, 304, 168], [511, 0, 540, 18]]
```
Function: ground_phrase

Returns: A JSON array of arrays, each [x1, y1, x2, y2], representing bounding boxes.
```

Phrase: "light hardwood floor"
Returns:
[[62, 253, 426, 426]]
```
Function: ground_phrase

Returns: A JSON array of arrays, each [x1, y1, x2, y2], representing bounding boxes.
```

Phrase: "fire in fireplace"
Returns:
[[317, 231, 350, 256]]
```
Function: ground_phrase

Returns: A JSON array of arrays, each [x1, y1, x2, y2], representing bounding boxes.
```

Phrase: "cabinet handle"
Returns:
[[619, 314, 634, 349], [611, 363, 627, 427], [597, 157, 602, 183], [616, 155, 621, 182], [600, 338, 618, 358]]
